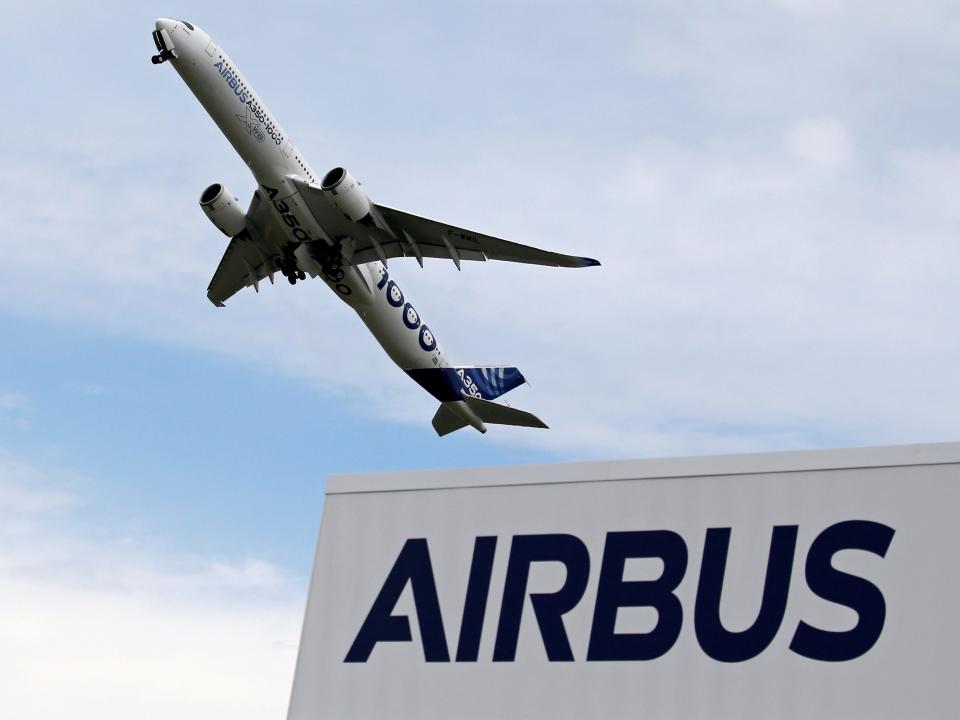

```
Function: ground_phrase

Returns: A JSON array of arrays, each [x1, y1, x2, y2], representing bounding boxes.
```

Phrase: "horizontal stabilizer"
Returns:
[[432, 403, 470, 436], [432, 397, 548, 437], [465, 397, 548, 429]]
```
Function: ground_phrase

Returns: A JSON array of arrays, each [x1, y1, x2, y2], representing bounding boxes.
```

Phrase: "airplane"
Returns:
[[151, 19, 599, 436]]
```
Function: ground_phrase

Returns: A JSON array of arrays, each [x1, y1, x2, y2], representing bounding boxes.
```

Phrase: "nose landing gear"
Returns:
[[151, 30, 176, 64]]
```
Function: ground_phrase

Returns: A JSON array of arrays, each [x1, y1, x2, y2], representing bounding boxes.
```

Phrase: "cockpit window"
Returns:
[[179, 20, 195, 31]]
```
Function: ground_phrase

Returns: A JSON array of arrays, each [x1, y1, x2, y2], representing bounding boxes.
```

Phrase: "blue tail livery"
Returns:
[[407, 366, 527, 403]]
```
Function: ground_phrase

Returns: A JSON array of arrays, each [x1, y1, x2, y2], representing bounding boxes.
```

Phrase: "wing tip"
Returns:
[[576, 257, 601, 268]]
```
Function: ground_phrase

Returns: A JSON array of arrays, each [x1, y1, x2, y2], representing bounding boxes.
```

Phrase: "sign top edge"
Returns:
[[325, 440, 960, 495]]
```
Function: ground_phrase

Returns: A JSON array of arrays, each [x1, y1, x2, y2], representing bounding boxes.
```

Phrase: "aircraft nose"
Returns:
[[155, 18, 175, 32]]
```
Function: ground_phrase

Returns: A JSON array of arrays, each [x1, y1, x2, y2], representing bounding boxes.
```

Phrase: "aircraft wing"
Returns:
[[367, 204, 601, 269], [290, 178, 600, 270], [207, 180, 601, 305], [207, 192, 284, 306]]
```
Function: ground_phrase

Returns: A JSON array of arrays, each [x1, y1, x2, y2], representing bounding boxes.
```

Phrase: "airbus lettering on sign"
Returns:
[[346, 521, 895, 665]]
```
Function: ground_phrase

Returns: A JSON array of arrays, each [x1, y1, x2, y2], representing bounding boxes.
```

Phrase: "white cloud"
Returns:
[[401, 131, 960, 456], [0, 393, 27, 411], [3, 117, 960, 457], [785, 117, 855, 169], [208, 557, 293, 593], [0, 393, 30, 430], [0, 452, 302, 720], [0, 478, 75, 515], [64, 382, 107, 396], [0, 452, 76, 515], [772, 0, 849, 16]]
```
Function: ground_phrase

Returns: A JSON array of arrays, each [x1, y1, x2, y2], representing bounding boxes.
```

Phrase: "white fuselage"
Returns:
[[156, 19, 449, 373]]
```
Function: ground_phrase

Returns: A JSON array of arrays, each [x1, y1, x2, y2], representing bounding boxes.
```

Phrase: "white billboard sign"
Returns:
[[288, 443, 960, 719]]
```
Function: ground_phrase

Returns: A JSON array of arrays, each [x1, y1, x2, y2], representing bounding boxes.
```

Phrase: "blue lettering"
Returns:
[[587, 530, 687, 661], [418, 326, 437, 352], [386, 280, 404, 307], [344, 538, 450, 663], [789, 520, 895, 661], [402, 302, 421, 329], [212, 61, 258, 115], [455, 536, 498, 662], [694, 526, 797, 662], [493, 534, 590, 662]]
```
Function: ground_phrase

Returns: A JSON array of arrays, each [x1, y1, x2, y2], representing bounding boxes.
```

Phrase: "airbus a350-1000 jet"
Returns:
[[151, 19, 599, 436]]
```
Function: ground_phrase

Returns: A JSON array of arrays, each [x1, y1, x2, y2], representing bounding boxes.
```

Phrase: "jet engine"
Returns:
[[199, 183, 246, 237], [320, 167, 372, 223]]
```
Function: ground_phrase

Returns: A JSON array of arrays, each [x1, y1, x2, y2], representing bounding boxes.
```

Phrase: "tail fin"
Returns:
[[432, 397, 548, 437], [408, 366, 527, 403]]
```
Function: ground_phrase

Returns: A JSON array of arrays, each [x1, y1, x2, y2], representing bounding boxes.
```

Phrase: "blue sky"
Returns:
[[2, 314, 554, 567], [3, 1, 960, 718]]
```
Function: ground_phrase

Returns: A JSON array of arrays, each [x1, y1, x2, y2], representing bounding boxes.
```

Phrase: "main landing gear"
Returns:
[[276, 252, 306, 285], [309, 242, 347, 285]]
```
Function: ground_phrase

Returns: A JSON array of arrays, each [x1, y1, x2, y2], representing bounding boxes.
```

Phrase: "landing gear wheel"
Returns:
[[297, 270, 306, 280], [287, 275, 297, 285]]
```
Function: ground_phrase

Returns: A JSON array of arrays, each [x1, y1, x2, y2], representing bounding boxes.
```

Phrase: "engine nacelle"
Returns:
[[320, 167, 372, 222], [199, 183, 246, 237]]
